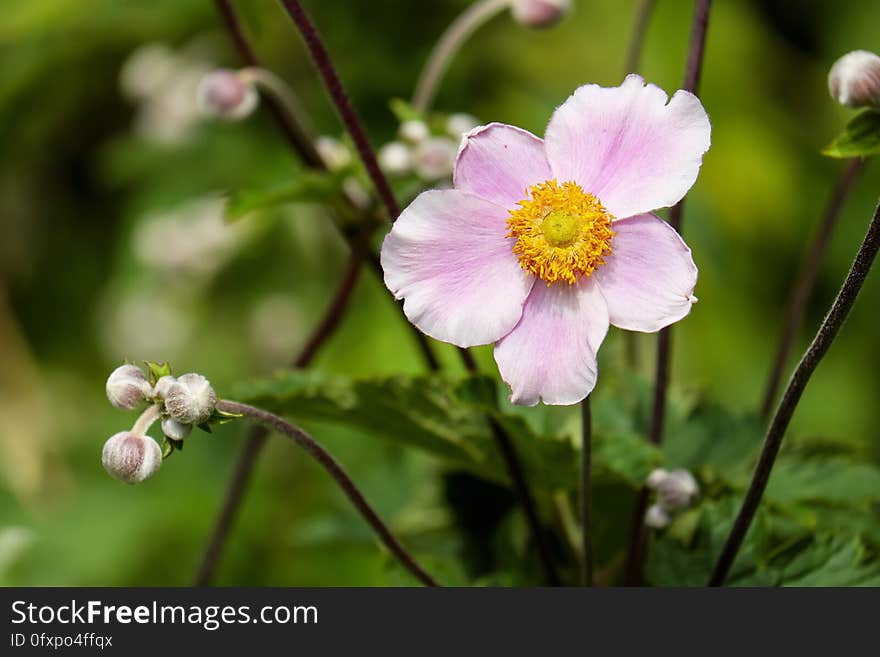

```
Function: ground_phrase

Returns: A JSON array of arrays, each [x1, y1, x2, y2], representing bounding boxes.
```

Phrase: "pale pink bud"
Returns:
[[378, 141, 413, 175], [399, 119, 430, 144], [511, 0, 571, 29], [828, 50, 880, 109], [645, 503, 672, 529], [102, 431, 162, 484], [106, 364, 152, 410], [163, 373, 216, 424], [161, 417, 192, 441], [197, 70, 258, 120], [413, 137, 457, 181], [152, 375, 177, 400]]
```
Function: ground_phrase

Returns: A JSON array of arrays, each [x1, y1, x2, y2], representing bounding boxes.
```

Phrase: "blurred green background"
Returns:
[[1, 0, 879, 586]]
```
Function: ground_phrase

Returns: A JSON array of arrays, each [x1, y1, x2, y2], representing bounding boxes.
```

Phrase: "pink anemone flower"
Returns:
[[381, 75, 711, 405]]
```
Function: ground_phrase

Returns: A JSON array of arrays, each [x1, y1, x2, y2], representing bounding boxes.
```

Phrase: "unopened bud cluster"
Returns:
[[644, 468, 700, 529], [828, 50, 880, 110], [377, 113, 480, 183], [101, 363, 217, 484]]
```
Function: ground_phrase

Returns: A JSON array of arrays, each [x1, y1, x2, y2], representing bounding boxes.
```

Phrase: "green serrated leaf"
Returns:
[[822, 110, 880, 158], [234, 371, 583, 490], [224, 171, 346, 221], [592, 431, 662, 488], [765, 457, 880, 506], [663, 402, 764, 477]]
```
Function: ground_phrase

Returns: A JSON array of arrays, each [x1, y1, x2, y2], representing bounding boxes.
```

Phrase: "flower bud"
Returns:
[[163, 373, 216, 424], [102, 431, 162, 484], [828, 50, 880, 109], [399, 119, 430, 144], [106, 364, 152, 410], [511, 0, 571, 29], [647, 468, 699, 511], [315, 136, 352, 172], [645, 503, 671, 529], [161, 417, 192, 441], [152, 375, 177, 400], [197, 69, 258, 120], [413, 137, 457, 181], [446, 113, 480, 139], [378, 141, 413, 175]]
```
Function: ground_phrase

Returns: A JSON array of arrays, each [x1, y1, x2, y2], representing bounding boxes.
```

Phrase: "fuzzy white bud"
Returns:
[[378, 141, 413, 175], [399, 119, 430, 144], [102, 431, 162, 484], [413, 137, 457, 181], [446, 113, 480, 138], [645, 503, 672, 529], [647, 468, 699, 511], [152, 375, 177, 400], [161, 417, 192, 441], [106, 364, 152, 410], [197, 69, 258, 120], [163, 373, 217, 424], [828, 50, 880, 109], [511, 0, 571, 29], [315, 136, 352, 172]]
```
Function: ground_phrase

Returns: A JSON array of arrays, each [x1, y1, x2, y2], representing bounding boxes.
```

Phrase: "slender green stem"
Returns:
[[580, 397, 594, 586], [623, 0, 657, 75], [710, 199, 880, 586], [217, 400, 440, 586], [412, 0, 511, 112], [760, 157, 866, 417], [626, 0, 713, 586]]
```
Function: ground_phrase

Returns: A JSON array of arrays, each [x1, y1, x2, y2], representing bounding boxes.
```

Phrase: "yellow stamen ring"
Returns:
[[506, 180, 614, 285]]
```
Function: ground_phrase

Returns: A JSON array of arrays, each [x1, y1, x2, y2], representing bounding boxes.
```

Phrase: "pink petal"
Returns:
[[594, 214, 698, 332], [493, 278, 609, 406], [381, 189, 534, 347], [453, 123, 552, 210], [544, 74, 711, 219]]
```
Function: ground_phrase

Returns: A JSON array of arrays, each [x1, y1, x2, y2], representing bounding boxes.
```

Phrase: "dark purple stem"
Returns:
[[277, 0, 401, 221], [194, 238, 367, 585], [710, 198, 880, 586], [214, 0, 323, 168], [216, 400, 440, 587], [458, 347, 560, 586], [626, 0, 712, 586], [580, 397, 594, 586]]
